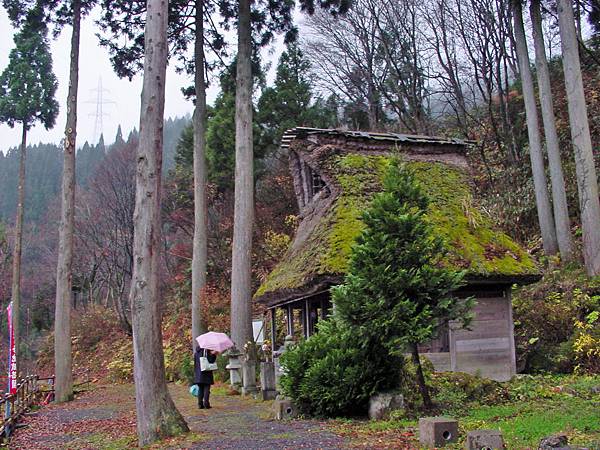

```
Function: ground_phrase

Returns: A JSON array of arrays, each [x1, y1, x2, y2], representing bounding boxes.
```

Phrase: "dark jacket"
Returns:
[[194, 347, 217, 385]]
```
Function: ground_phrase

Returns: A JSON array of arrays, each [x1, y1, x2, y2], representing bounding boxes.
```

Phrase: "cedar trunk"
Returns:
[[557, 0, 600, 276], [10, 123, 26, 378], [512, 0, 558, 255], [191, 0, 208, 349], [230, 0, 254, 350], [129, 0, 189, 444], [54, 0, 81, 403], [530, 0, 574, 261]]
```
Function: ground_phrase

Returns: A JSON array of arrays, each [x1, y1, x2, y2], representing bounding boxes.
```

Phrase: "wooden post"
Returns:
[[304, 298, 310, 338], [270, 309, 276, 355], [286, 304, 293, 336]]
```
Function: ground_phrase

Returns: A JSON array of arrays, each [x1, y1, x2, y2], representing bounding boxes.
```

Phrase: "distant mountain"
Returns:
[[0, 116, 190, 224]]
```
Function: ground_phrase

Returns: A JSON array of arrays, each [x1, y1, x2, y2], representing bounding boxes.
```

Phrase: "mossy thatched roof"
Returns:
[[255, 133, 539, 307]]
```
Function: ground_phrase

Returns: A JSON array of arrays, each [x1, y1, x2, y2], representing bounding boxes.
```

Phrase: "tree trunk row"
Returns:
[[512, 0, 558, 256], [557, 0, 600, 276], [11, 123, 27, 379]]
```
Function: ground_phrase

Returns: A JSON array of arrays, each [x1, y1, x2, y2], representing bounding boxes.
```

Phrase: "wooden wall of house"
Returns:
[[422, 287, 516, 382], [450, 288, 516, 381]]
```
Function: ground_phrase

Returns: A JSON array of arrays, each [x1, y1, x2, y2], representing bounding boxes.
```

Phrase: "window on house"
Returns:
[[311, 169, 325, 195]]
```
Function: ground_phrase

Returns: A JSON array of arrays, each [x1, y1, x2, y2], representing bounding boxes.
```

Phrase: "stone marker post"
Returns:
[[260, 361, 277, 400], [241, 343, 258, 396]]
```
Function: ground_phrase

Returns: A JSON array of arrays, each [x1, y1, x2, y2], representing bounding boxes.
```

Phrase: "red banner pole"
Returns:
[[7, 301, 16, 395]]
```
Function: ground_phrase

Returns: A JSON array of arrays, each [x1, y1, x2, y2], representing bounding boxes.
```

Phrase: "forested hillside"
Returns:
[[0, 116, 189, 223]]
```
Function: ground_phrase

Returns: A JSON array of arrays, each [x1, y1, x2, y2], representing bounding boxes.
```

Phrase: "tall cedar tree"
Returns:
[[529, 0, 574, 261], [0, 6, 59, 377], [332, 161, 472, 409], [230, 0, 351, 354], [55, 0, 82, 404], [511, 0, 558, 256], [5, 0, 97, 402], [557, 0, 600, 276], [191, 0, 209, 349], [128, 0, 189, 444], [231, 0, 254, 352]]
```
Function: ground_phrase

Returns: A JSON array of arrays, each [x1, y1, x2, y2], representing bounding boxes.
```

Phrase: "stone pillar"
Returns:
[[260, 361, 277, 400], [242, 357, 258, 397], [225, 346, 242, 392]]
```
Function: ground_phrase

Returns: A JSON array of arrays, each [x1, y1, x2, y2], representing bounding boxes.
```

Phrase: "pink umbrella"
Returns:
[[195, 332, 234, 353]]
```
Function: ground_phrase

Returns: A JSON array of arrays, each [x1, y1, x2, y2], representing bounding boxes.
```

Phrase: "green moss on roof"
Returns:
[[255, 154, 537, 300]]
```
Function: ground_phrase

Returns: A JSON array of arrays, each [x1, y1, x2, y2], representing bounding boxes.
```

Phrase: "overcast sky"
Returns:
[[0, 6, 226, 152]]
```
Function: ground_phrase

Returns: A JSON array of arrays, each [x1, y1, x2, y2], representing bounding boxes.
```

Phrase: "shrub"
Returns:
[[280, 320, 405, 417], [573, 311, 600, 374], [430, 372, 510, 414], [513, 266, 600, 373], [107, 340, 133, 382]]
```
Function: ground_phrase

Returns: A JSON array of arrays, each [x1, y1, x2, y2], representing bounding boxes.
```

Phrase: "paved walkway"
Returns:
[[7, 383, 416, 449]]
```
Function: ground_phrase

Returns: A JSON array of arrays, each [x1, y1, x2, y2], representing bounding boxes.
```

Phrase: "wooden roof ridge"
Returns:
[[280, 127, 476, 149]]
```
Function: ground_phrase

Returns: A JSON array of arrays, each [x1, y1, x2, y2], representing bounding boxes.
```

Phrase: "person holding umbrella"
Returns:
[[194, 346, 218, 409], [194, 332, 234, 409]]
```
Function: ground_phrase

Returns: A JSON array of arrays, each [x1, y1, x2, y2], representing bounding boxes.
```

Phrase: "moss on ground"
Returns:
[[257, 153, 538, 299]]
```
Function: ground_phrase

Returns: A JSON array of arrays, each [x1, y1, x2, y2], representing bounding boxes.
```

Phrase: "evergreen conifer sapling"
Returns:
[[332, 160, 472, 409]]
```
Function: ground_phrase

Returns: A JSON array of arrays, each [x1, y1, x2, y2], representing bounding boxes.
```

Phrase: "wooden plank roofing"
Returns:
[[280, 127, 475, 150]]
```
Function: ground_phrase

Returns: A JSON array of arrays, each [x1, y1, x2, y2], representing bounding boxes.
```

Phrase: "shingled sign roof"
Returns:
[[255, 128, 539, 308]]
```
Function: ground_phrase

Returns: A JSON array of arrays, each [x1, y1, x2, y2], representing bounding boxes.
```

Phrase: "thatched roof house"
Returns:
[[256, 127, 539, 381]]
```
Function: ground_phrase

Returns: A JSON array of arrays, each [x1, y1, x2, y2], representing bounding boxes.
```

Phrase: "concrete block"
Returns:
[[419, 417, 458, 448], [273, 399, 298, 420], [465, 429, 505, 449]]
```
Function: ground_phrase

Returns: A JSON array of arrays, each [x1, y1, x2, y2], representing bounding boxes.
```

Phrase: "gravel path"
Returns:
[[183, 392, 348, 450], [8, 383, 415, 449]]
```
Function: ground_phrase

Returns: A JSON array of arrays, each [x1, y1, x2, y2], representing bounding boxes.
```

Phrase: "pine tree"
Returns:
[[0, 6, 59, 376], [332, 160, 472, 409], [256, 42, 338, 157]]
